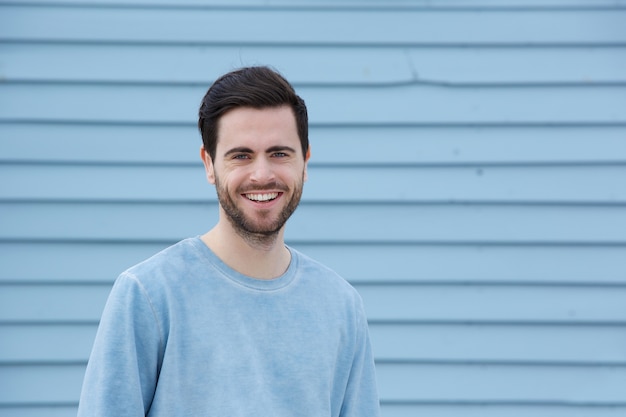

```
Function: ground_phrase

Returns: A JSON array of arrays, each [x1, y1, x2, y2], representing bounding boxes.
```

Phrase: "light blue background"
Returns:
[[1, 1, 626, 416]]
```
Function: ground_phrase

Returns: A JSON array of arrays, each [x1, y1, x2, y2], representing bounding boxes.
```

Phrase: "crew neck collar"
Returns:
[[189, 236, 298, 291]]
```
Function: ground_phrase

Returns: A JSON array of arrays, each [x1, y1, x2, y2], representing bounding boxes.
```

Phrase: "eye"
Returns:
[[272, 152, 287, 158], [233, 154, 250, 160]]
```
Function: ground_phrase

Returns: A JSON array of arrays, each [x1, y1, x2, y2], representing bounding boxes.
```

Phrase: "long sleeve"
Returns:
[[78, 273, 163, 417], [339, 300, 381, 417]]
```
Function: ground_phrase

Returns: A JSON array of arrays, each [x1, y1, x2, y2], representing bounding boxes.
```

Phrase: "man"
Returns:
[[77, 66, 380, 416]]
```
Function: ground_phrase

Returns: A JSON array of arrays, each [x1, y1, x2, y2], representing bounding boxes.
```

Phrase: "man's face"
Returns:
[[201, 106, 309, 239]]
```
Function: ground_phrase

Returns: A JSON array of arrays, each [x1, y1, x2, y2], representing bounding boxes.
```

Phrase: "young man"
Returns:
[[77, 66, 380, 416]]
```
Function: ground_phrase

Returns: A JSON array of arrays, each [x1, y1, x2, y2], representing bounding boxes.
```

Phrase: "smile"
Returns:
[[245, 192, 279, 202]]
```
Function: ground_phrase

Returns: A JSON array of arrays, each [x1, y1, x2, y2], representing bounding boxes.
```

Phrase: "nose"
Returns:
[[249, 157, 275, 183]]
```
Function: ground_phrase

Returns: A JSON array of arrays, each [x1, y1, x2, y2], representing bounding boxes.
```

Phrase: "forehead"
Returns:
[[216, 106, 299, 151]]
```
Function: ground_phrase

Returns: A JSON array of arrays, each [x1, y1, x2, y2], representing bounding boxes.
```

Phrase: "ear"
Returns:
[[303, 147, 311, 182], [200, 147, 216, 185]]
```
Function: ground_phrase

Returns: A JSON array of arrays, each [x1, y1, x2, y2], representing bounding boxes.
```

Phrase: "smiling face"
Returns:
[[201, 106, 310, 242]]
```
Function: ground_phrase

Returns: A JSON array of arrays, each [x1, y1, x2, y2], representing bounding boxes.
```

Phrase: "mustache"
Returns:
[[237, 182, 288, 193]]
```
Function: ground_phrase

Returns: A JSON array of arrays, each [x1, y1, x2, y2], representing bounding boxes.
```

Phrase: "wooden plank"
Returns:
[[4, 0, 625, 8], [2, 283, 624, 323], [0, 44, 412, 86], [1, 164, 209, 202], [380, 403, 626, 417], [3, 242, 626, 285], [0, 242, 169, 284], [0, 407, 78, 417], [2, 84, 625, 125], [295, 244, 626, 285], [2, 124, 626, 165], [1, 6, 624, 45], [0, 242, 170, 284], [277, 86, 626, 125], [3, 163, 626, 203], [2, 44, 624, 85], [407, 47, 626, 85], [0, 123, 201, 165], [293, 204, 626, 244], [0, 324, 96, 363], [1, 202, 625, 243], [376, 362, 626, 403], [0, 364, 84, 404], [0, 285, 109, 323], [369, 323, 626, 364], [0, 202, 213, 242], [358, 284, 626, 323]]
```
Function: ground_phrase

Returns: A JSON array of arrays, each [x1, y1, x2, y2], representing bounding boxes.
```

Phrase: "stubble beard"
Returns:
[[214, 174, 304, 247]]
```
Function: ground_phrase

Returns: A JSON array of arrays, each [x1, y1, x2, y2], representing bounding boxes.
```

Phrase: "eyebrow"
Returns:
[[223, 147, 253, 158], [223, 145, 297, 158], [267, 145, 297, 154]]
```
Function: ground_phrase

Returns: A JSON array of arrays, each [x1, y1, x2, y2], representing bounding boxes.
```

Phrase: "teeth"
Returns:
[[246, 193, 278, 202]]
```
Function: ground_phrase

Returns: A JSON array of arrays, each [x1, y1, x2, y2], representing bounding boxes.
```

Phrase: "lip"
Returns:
[[241, 191, 284, 208]]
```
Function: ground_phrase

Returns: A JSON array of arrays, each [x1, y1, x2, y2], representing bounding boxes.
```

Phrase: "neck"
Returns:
[[200, 223, 291, 280]]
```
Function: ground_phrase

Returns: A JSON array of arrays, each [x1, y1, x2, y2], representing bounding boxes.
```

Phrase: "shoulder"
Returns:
[[109, 237, 209, 321], [116, 237, 209, 301], [290, 247, 363, 301], [290, 248, 371, 333], [125, 237, 203, 279]]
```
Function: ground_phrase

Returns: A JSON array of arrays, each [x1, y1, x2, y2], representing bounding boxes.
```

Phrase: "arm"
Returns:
[[340, 300, 381, 417], [78, 273, 162, 417]]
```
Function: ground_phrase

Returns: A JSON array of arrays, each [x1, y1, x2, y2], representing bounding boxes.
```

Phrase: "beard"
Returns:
[[214, 173, 304, 243]]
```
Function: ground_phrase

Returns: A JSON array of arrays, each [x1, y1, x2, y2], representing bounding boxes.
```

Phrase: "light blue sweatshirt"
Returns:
[[78, 237, 380, 416]]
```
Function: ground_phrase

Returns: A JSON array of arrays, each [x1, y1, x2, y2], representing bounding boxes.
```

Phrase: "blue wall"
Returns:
[[1, 1, 626, 416]]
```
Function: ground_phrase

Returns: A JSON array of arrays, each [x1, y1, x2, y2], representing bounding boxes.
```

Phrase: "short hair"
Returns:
[[198, 66, 309, 161]]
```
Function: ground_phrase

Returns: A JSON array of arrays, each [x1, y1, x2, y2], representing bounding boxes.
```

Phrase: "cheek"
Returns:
[[210, 160, 239, 186], [215, 168, 243, 191], [291, 163, 308, 183]]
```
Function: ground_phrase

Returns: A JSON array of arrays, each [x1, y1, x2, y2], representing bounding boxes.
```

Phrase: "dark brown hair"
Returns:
[[198, 66, 309, 161]]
